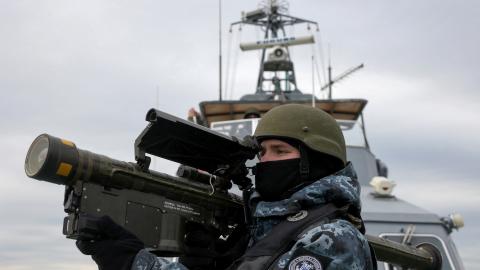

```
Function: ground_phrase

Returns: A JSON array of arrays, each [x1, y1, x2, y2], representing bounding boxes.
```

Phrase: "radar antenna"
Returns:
[[322, 63, 364, 99], [258, 0, 289, 13]]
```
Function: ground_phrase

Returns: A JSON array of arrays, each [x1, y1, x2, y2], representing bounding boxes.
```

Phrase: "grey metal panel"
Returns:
[[361, 187, 439, 221], [346, 146, 378, 186], [363, 212, 441, 223]]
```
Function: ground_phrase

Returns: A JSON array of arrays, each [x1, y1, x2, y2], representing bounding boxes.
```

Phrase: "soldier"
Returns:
[[77, 104, 376, 270], [243, 107, 261, 119]]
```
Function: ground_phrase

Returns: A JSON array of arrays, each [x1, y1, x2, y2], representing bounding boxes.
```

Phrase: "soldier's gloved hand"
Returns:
[[179, 225, 218, 270], [76, 216, 144, 270], [180, 224, 249, 270]]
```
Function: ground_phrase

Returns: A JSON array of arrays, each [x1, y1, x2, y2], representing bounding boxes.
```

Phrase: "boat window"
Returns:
[[379, 233, 456, 270], [211, 118, 260, 140], [210, 118, 367, 148], [337, 120, 366, 147]]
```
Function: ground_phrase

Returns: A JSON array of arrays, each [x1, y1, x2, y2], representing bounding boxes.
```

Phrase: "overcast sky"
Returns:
[[1, 0, 479, 269]]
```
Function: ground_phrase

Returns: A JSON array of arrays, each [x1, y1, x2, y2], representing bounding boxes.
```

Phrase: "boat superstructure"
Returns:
[[194, 1, 465, 269]]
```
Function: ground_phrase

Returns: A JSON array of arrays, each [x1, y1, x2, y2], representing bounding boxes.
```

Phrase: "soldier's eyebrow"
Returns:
[[270, 143, 293, 151], [260, 140, 295, 151]]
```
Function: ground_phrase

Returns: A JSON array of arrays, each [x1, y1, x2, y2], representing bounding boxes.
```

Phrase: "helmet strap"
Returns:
[[299, 144, 310, 181]]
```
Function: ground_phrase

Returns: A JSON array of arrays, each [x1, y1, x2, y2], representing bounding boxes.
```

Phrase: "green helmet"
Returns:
[[254, 104, 346, 165]]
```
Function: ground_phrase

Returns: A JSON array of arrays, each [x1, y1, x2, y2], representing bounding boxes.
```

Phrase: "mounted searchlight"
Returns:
[[441, 213, 465, 234], [240, 35, 314, 51], [370, 176, 396, 197]]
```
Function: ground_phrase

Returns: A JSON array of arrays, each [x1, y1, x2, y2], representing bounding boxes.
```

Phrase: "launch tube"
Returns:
[[25, 134, 242, 210]]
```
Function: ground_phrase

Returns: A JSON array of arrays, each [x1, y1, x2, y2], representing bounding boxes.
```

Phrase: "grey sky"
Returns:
[[1, 0, 479, 269]]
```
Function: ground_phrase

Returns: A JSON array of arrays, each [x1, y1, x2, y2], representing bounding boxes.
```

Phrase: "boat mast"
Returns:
[[218, 0, 223, 101], [231, 0, 318, 96]]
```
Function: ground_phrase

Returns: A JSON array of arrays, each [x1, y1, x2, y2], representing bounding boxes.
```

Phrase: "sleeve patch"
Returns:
[[287, 248, 332, 270], [288, 256, 323, 270]]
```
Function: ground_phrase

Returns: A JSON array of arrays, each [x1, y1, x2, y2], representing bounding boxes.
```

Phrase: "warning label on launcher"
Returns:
[[163, 200, 201, 216]]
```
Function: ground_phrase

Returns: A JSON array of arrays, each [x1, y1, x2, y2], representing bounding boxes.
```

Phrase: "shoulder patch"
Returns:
[[287, 210, 308, 222], [288, 255, 323, 270]]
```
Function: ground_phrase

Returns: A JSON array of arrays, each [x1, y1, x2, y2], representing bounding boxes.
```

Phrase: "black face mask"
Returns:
[[254, 158, 304, 201]]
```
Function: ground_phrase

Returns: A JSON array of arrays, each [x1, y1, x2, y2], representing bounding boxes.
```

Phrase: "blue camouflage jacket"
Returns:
[[131, 163, 374, 270]]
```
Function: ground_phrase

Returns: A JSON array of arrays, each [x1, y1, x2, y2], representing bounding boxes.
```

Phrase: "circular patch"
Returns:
[[288, 255, 323, 270], [287, 210, 308, 222]]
